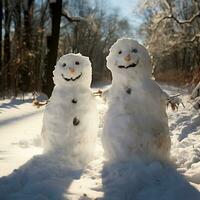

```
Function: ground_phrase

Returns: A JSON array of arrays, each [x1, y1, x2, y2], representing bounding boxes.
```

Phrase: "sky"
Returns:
[[105, 0, 144, 40], [107, 0, 143, 25], [108, 0, 139, 17], [36, 0, 144, 40]]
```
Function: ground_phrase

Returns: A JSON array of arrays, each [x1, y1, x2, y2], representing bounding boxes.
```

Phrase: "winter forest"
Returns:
[[0, 0, 134, 97], [0, 0, 200, 200], [0, 0, 199, 98]]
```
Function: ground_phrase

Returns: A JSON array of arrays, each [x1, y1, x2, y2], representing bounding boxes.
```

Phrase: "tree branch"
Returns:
[[190, 32, 200, 42], [61, 9, 84, 22], [149, 32, 200, 55], [153, 0, 200, 31]]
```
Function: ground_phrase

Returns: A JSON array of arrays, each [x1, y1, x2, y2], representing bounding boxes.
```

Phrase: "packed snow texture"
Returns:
[[42, 53, 98, 169], [102, 38, 171, 163], [0, 85, 200, 199]]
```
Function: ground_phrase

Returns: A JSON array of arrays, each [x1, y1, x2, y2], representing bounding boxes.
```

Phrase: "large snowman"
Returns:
[[102, 38, 171, 163], [42, 53, 98, 169]]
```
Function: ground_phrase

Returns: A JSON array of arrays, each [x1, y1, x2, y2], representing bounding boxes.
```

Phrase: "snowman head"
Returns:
[[107, 38, 152, 82], [53, 53, 92, 87]]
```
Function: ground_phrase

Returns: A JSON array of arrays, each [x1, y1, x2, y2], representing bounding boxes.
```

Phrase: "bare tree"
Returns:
[[43, 0, 63, 98], [0, 0, 133, 98], [4, 0, 11, 94], [0, 0, 3, 94], [59, 0, 133, 83], [43, 0, 87, 97], [139, 0, 200, 85]]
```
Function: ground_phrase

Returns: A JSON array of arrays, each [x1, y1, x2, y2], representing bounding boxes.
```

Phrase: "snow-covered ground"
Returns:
[[0, 96, 44, 177], [0, 85, 200, 199], [163, 85, 200, 191]]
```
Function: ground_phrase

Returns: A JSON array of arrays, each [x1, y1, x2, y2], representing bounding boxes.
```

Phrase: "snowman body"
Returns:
[[42, 53, 98, 168], [102, 39, 171, 162]]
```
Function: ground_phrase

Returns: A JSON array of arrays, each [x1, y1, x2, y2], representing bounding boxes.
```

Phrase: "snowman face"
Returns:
[[53, 53, 92, 86], [107, 38, 152, 79]]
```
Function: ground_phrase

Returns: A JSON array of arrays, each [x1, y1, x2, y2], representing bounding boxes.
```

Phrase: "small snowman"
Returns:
[[42, 53, 98, 169], [102, 38, 171, 163]]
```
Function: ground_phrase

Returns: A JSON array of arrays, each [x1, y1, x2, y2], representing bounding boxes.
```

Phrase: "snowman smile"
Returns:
[[118, 59, 139, 69], [61, 73, 82, 81]]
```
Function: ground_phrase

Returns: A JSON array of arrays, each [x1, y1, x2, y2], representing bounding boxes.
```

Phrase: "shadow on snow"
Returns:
[[100, 160, 200, 200], [0, 154, 83, 200], [0, 98, 33, 110]]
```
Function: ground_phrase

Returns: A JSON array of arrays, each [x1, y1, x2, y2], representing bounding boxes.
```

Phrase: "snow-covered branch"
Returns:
[[61, 9, 84, 22], [152, 0, 200, 31], [153, 11, 200, 31]]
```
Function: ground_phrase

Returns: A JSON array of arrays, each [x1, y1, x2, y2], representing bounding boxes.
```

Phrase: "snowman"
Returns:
[[102, 38, 171, 163], [42, 53, 98, 169]]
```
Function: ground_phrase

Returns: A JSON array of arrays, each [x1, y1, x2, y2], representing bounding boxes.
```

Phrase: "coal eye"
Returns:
[[132, 48, 138, 53], [118, 50, 122, 54], [62, 63, 66, 67], [75, 61, 80, 65]]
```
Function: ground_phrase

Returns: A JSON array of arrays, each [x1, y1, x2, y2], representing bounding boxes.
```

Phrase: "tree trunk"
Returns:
[[13, 0, 22, 96], [23, 0, 34, 49], [43, 0, 62, 97], [35, 0, 48, 92], [0, 0, 3, 95], [4, 0, 11, 94], [23, 0, 34, 95]]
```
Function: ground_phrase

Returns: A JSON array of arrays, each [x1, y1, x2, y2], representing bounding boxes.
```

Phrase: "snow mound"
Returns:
[[34, 92, 49, 102]]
